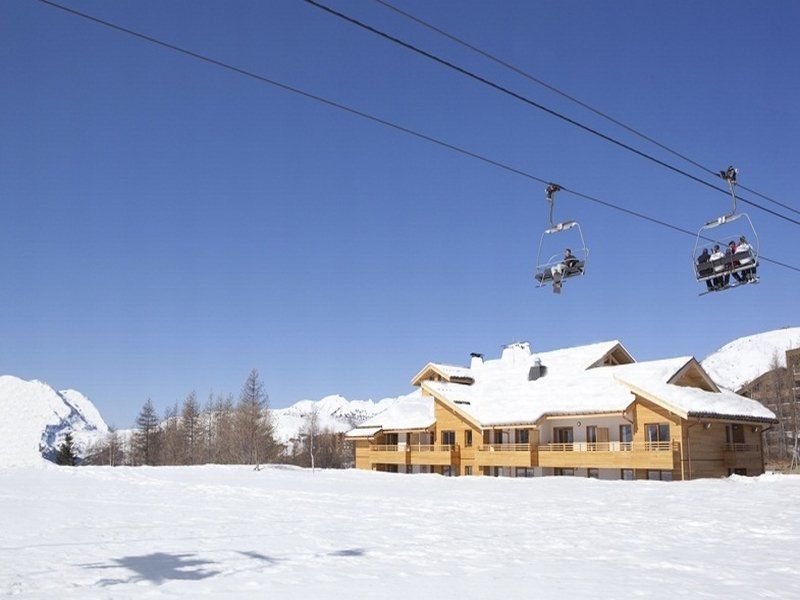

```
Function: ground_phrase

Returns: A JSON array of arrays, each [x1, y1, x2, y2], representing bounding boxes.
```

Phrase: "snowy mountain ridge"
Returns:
[[702, 326, 800, 392], [271, 391, 420, 444], [0, 375, 109, 467]]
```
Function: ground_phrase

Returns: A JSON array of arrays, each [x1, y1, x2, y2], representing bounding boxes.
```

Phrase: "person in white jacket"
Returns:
[[737, 235, 756, 281], [710, 244, 726, 289]]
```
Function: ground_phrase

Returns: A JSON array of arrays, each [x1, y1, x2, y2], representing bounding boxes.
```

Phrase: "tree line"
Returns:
[[82, 368, 352, 469]]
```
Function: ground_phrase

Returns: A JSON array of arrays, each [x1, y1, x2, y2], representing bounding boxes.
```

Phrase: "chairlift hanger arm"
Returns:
[[545, 183, 562, 228], [708, 165, 739, 225]]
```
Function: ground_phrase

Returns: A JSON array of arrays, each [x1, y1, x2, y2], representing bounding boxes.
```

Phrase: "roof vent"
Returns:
[[529, 357, 547, 381]]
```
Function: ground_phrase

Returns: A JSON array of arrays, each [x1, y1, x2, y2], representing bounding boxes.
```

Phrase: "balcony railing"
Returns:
[[478, 443, 531, 452], [409, 444, 458, 453], [721, 443, 760, 453], [538, 441, 675, 452], [368, 444, 459, 452], [370, 444, 405, 452]]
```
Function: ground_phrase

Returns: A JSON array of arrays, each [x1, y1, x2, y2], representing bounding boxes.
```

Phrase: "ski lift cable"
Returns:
[[32, 0, 800, 275], [369, 0, 800, 218], [302, 0, 800, 227]]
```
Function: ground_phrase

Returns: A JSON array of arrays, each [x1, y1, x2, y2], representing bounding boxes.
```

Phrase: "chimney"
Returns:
[[470, 352, 484, 371], [501, 341, 531, 365]]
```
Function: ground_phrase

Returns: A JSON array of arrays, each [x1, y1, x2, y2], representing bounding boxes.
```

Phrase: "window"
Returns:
[[385, 433, 399, 445], [586, 426, 598, 444], [554, 468, 574, 476], [728, 468, 747, 476], [619, 424, 633, 444], [515, 429, 530, 444], [464, 466, 473, 476], [553, 427, 574, 444], [647, 470, 673, 481], [464, 430, 473, 447], [441, 430, 456, 446], [645, 423, 670, 443], [725, 424, 745, 444], [441, 466, 454, 477], [621, 469, 634, 480], [515, 467, 535, 477], [587, 468, 599, 479]]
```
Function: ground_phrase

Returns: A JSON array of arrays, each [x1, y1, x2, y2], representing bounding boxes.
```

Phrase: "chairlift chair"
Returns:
[[534, 184, 589, 294], [693, 166, 760, 296]]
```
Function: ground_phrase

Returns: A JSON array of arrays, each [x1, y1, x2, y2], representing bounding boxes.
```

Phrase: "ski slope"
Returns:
[[1, 466, 797, 598], [702, 327, 800, 391]]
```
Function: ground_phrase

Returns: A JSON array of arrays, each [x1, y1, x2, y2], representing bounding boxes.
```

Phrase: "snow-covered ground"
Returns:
[[1, 467, 797, 599]]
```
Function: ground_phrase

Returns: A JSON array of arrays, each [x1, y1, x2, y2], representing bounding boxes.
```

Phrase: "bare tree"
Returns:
[[181, 391, 201, 465], [161, 402, 181, 466], [211, 393, 236, 464], [304, 405, 320, 472], [106, 427, 121, 466]]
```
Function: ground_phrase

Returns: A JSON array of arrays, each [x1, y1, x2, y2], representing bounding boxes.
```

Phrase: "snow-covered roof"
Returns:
[[422, 344, 776, 426], [346, 337, 778, 436], [431, 363, 473, 380], [701, 327, 800, 391], [344, 426, 382, 439], [357, 390, 434, 431], [410, 362, 474, 385]]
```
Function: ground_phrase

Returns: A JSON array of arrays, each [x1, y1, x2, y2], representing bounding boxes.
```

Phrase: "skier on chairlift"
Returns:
[[550, 248, 579, 293]]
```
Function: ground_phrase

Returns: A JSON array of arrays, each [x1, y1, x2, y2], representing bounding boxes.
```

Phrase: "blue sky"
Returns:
[[2, 0, 798, 427]]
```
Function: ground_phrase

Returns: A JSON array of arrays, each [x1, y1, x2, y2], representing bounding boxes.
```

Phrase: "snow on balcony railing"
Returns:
[[538, 441, 676, 452]]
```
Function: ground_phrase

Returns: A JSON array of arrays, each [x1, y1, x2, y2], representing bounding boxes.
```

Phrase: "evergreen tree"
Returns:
[[235, 369, 277, 465], [133, 398, 161, 466], [56, 433, 77, 466]]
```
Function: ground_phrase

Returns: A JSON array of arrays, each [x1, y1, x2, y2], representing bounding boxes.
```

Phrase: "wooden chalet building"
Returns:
[[346, 341, 777, 480]]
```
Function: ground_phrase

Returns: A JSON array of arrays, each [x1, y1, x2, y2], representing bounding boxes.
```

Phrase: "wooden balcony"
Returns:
[[721, 443, 761, 467], [538, 441, 678, 469], [476, 443, 538, 468], [368, 445, 409, 465], [408, 444, 459, 466]]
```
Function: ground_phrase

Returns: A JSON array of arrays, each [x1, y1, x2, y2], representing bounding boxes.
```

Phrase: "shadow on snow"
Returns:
[[79, 548, 366, 586], [81, 552, 219, 586]]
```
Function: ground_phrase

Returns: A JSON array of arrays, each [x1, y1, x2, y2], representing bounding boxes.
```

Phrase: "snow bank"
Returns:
[[0, 375, 108, 466], [702, 326, 800, 391]]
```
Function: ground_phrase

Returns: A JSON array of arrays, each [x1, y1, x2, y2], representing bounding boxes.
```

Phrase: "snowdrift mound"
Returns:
[[0, 376, 108, 467], [702, 327, 800, 391]]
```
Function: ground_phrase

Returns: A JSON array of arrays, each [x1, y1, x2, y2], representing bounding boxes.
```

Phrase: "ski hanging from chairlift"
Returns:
[[693, 166, 759, 296], [534, 183, 588, 294]]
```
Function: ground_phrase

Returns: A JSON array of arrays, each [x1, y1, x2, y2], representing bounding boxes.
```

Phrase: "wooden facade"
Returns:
[[350, 345, 775, 480]]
